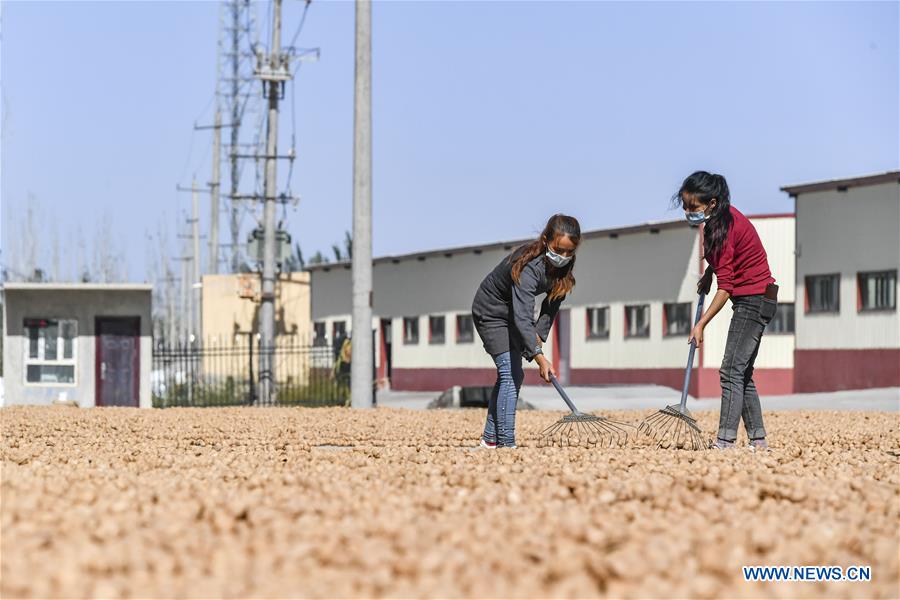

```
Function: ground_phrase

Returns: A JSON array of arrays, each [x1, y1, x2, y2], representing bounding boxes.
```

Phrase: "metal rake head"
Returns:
[[638, 404, 708, 451], [538, 412, 634, 448]]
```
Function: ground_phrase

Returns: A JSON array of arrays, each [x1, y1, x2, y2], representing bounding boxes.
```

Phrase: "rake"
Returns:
[[638, 292, 709, 450], [538, 373, 634, 448]]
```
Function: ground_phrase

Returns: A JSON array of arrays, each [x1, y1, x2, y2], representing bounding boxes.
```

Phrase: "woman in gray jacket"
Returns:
[[472, 214, 581, 448]]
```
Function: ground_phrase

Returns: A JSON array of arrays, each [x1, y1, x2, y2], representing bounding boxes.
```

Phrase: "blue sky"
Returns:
[[2, 0, 897, 281]]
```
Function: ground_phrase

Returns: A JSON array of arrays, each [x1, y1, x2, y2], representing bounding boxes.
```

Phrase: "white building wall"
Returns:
[[387, 312, 557, 370], [794, 182, 900, 350], [569, 227, 701, 369], [311, 243, 555, 372], [702, 215, 796, 370], [310, 216, 796, 377], [317, 313, 385, 367], [311, 246, 512, 322], [570, 301, 704, 369]]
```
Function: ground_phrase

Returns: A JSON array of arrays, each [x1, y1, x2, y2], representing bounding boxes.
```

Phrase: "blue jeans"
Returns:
[[482, 351, 525, 447]]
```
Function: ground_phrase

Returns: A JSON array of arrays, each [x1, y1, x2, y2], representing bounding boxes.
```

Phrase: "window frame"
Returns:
[[585, 306, 610, 340], [428, 315, 446, 345], [805, 273, 840, 314], [766, 302, 796, 335], [403, 317, 420, 345], [857, 270, 898, 313], [312, 321, 328, 347], [624, 304, 651, 339], [331, 320, 347, 341], [456, 314, 474, 344], [662, 302, 692, 337], [23, 318, 78, 387]]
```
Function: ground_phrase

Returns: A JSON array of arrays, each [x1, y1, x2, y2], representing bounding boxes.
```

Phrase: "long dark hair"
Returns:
[[510, 214, 581, 301], [673, 171, 733, 260]]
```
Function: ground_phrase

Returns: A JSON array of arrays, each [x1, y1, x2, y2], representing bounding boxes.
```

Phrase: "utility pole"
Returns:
[[208, 110, 222, 274], [177, 251, 190, 344], [191, 179, 202, 344], [351, 0, 373, 408], [255, 0, 287, 404], [228, 0, 242, 273], [166, 270, 177, 346]]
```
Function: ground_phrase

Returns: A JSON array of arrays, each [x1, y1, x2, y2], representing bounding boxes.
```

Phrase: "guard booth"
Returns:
[[1, 283, 153, 408]]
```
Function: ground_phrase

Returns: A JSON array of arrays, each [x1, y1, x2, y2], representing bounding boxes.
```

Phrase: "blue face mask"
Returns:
[[685, 211, 708, 226], [545, 247, 573, 268]]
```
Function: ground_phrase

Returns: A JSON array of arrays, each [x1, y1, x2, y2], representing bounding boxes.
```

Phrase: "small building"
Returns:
[[198, 272, 315, 388], [200, 272, 312, 344], [782, 171, 900, 392], [1, 283, 153, 408], [308, 214, 795, 397]]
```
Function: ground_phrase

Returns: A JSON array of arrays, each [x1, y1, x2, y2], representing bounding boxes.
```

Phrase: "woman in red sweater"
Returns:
[[676, 171, 778, 450]]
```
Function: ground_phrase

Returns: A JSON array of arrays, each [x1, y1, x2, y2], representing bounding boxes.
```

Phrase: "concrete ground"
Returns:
[[376, 384, 900, 412]]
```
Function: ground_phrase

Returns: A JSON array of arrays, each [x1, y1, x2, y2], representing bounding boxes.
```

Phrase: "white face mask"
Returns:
[[545, 247, 573, 268], [685, 211, 708, 226], [684, 200, 716, 226]]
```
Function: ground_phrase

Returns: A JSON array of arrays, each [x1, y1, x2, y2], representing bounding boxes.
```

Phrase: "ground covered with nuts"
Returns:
[[2, 406, 898, 599]]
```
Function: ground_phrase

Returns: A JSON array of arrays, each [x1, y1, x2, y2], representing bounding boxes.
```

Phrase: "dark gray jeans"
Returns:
[[718, 294, 776, 442]]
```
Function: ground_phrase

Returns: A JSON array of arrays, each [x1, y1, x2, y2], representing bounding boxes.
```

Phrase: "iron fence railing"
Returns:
[[151, 337, 348, 407]]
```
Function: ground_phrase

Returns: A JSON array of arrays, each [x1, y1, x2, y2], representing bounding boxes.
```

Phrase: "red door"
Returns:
[[95, 317, 140, 407], [378, 318, 393, 386]]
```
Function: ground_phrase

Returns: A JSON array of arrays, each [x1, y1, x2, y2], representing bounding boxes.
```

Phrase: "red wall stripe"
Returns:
[[794, 349, 900, 392], [389, 366, 795, 397]]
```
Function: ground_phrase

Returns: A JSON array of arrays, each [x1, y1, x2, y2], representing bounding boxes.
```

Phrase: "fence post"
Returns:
[[247, 332, 256, 406]]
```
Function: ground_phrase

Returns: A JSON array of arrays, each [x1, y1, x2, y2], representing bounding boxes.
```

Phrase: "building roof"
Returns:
[[305, 213, 794, 272], [780, 171, 900, 197], [2, 282, 154, 292]]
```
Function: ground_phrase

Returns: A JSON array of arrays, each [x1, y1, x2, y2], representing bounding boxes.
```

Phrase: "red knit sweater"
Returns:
[[707, 207, 775, 297]]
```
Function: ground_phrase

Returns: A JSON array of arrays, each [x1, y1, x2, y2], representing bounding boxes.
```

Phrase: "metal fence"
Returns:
[[151, 337, 349, 408]]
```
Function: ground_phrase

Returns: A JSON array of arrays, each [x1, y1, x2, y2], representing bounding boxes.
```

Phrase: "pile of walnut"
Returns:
[[2, 406, 897, 599]]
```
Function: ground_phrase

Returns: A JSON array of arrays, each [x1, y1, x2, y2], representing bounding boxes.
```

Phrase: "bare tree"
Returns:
[[91, 211, 127, 283], [50, 218, 61, 281], [76, 226, 90, 282], [2, 193, 44, 281], [1, 198, 131, 284]]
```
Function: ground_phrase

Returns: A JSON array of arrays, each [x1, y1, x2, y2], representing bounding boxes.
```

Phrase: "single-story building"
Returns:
[[1, 283, 153, 408], [307, 214, 795, 397], [782, 170, 900, 392], [200, 271, 312, 344]]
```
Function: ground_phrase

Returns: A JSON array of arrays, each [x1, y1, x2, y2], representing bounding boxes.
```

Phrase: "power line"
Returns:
[[287, 0, 312, 52]]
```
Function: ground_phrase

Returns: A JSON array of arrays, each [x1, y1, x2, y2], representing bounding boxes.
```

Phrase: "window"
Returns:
[[663, 302, 692, 336], [806, 274, 840, 313], [456, 314, 474, 344], [767, 303, 795, 334], [403, 317, 419, 345], [24, 318, 77, 385], [858, 270, 897, 311], [332, 320, 347, 341], [429, 316, 446, 345], [624, 305, 650, 338], [313, 322, 327, 346], [586, 307, 609, 340]]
